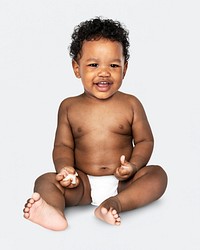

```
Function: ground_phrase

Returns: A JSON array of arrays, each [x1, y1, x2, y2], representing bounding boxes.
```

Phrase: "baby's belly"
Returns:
[[77, 163, 117, 176], [74, 146, 133, 176]]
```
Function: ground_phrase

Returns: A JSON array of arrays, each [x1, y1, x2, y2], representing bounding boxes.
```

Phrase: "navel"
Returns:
[[77, 127, 82, 133]]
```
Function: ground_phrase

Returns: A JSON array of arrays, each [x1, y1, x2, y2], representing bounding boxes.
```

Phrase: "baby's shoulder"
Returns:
[[118, 92, 142, 106], [57, 95, 83, 115], [59, 95, 82, 108]]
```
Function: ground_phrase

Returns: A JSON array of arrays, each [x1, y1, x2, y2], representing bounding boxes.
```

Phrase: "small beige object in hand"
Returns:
[[63, 172, 78, 184]]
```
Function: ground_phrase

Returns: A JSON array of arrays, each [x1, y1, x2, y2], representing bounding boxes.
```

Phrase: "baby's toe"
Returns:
[[111, 209, 117, 215], [28, 198, 35, 205], [26, 202, 32, 208], [113, 213, 119, 219], [101, 207, 108, 215], [23, 207, 29, 213]]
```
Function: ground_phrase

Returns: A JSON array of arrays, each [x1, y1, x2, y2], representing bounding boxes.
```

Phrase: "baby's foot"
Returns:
[[23, 192, 68, 231], [94, 197, 122, 225]]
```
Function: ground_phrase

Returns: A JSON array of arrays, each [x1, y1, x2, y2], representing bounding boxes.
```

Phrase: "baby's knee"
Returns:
[[150, 165, 168, 195], [154, 165, 168, 184], [34, 172, 56, 186]]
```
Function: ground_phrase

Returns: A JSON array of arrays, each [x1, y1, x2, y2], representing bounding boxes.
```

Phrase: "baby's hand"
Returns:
[[56, 166, 79, 188], [114, 155, 138, 181]]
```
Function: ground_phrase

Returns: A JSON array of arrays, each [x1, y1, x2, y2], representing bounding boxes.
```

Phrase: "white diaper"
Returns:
[[87, 175, 119, 206]]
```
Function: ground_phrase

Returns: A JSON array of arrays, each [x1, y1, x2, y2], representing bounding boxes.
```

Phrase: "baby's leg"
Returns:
[[23, 170, 91, 230], [95, 166, 167, 225], [116, 165, 167, 212], [23, 172, 67, 231]]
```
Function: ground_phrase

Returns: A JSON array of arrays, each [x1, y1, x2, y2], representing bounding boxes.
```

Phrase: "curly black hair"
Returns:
[[69, 17, 130, 62]]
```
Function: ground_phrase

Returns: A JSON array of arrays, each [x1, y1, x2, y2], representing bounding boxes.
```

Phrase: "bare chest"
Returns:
[[68, 105, 133, 138]]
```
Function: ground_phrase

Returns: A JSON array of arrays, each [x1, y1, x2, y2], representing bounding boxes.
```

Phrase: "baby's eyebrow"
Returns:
[[86, 58, 98, 62], [111, 59, 123, 63]]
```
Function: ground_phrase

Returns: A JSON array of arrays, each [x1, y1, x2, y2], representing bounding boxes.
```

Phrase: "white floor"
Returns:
[[1, 175, 200, 250], [1, 0, 200, 249]]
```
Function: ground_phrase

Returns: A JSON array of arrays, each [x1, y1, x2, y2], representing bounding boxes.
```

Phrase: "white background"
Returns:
[[0, 0, 200, 249]]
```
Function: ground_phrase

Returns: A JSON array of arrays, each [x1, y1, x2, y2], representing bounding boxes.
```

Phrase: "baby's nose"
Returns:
[[98, 66, 111, 77]]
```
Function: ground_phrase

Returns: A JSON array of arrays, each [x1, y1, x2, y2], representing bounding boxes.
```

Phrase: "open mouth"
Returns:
[[96, 81, 111, 87]]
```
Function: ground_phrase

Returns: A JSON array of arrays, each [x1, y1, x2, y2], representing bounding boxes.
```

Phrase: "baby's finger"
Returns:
[[56, 173, 65, 181], [120, 155, 126, 165], [114, 167, 121, 178], [56, 174, 62, 181], [60, 179, 72, 187]]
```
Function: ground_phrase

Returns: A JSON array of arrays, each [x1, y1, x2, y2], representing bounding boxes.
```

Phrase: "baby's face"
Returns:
[[72, 38, 128, 100]]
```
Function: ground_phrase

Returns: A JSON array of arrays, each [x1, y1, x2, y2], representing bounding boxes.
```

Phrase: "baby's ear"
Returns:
[[123, 62, 128, 78], [72, 59, 81, 78]]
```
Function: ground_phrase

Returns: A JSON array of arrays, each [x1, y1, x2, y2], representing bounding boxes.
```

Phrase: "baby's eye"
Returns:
[[110, 64, 120, 68], [88, 63, 98, 67]]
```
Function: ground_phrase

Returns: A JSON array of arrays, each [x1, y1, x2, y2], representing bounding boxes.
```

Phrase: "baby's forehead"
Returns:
[[73, 38, 125, 63], [80, 39, 124, 57], [82, 38, 122, 49]]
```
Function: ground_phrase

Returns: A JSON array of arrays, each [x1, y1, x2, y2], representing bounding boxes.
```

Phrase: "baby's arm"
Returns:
[[128, 97, 154, 170], [115, 95, 154, 180], [53, 99, 75, 173], [53, 99, 80, 187]]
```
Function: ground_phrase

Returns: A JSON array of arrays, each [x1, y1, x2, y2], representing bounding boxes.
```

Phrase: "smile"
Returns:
[[96, 81, 111, 87]]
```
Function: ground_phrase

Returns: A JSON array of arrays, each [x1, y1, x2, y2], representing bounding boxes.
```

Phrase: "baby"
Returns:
[[23, 17, 168, 230]]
